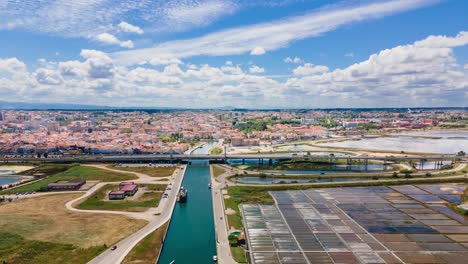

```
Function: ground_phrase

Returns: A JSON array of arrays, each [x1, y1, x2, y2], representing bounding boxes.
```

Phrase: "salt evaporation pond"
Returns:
[[318, 130, 467, 154]]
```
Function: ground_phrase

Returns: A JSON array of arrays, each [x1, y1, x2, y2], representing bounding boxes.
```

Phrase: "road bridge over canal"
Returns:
[[0, 153, 462, 165]]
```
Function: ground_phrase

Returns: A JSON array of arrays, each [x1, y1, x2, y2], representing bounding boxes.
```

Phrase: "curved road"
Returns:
[[88, 165, 185, 264]]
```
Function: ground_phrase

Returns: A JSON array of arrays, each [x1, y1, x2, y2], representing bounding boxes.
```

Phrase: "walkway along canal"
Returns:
[[157, 160, 216, 264]]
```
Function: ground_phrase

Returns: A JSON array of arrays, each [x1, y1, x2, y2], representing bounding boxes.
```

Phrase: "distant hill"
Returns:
[[0, 101, 112, 110], [0, 100, 239, 111], [0, 101, 465, 111]]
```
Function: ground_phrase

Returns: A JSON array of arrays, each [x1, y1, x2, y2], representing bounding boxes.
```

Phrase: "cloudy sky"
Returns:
[[0, 0, 467, 108]]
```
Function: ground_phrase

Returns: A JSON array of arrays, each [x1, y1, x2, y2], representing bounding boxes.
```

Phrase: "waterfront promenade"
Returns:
[[211, 166, 237, 264]]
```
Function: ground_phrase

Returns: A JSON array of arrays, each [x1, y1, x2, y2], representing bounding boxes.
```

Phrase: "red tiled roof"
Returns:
[[120, 184, 137, 191]]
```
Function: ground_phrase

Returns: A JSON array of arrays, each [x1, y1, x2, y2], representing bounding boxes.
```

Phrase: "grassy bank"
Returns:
[[122, 223, 169, 264], [224, 186, 275, 230], [212, 165, 226, 178], [210, 147, 223, 154], [231, 246, 247, 263], [110, 165, 176, 178], [78, 184, 165, 212], [1, 165, 137, 194]]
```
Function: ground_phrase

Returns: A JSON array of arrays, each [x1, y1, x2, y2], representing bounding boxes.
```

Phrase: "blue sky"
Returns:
[[0, 0, 467, 108]]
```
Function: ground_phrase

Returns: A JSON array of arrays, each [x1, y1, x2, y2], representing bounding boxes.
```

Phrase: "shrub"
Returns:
[[440, 164, 453, 170], [228, 235, 238, 247], [399, 169, 413, 174]]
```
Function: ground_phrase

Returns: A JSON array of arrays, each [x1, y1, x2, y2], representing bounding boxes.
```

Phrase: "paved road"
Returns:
[[88, 166, 185, 264], [211, 166, 237, 264]]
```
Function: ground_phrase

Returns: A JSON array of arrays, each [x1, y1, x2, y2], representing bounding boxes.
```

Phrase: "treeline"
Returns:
[[234, 118, 301, 133]]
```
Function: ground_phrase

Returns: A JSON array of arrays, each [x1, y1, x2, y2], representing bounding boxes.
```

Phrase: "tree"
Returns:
[[228, 234, 238, 247], [457, 150, 466, 157]]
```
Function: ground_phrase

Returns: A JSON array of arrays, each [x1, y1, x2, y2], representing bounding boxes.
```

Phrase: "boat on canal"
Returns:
[[177, 186, 188, 203]]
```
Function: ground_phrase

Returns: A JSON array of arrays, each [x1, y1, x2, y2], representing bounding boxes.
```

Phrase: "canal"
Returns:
[[157, 160, 216, 263]]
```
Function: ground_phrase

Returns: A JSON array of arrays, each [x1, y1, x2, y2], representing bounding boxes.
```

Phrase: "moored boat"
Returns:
[[177, 186, 187, 203]]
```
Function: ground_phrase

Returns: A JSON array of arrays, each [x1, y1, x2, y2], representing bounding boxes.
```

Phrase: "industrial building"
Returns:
[[47, 178, 86, 191]]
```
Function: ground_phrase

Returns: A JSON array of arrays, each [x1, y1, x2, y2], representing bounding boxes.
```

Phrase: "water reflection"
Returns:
[[319, 130, 467, 154], [233, 176, 370, 184]]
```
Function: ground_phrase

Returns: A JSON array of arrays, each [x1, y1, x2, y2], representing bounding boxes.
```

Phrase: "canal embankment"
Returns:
[[211, 165, 238, 264], [157, 162, 216, 264]]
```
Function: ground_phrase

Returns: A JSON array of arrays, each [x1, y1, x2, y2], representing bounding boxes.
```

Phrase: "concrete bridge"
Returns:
[[0, 153, 461, 166]]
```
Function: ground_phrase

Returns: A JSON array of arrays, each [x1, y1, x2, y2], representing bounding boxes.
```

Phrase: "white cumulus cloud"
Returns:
[[293, 63, 329, 76], [95, 33, 134, 49], [249, 65, 265, 74], [250, 46, 266, 55], [1, 31, 466, 108], [118, 21, 144, 34], [284, 57, 303, 64]]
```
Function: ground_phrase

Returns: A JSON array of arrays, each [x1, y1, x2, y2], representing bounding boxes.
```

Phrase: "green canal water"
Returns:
[[157, 163, 216, 264]]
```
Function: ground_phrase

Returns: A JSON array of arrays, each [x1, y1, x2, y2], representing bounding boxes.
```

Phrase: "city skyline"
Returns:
[[1, 0, 467, 108]]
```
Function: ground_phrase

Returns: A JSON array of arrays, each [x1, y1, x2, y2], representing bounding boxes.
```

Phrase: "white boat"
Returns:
[[169, 260, 175, 264], [213, 255, 218, 262], [208, 183, 211, 189]]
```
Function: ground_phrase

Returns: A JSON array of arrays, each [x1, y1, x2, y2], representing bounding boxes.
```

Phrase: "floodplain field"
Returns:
[[0, 193, 146, 264], [109, 164, 176, 177]]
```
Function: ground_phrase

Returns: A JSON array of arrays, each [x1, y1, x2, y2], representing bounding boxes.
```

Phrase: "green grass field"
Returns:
[[109, 165, 176, 177], [20, 163, 78, 176], [230, 246, 247, 263], [1, 165, 137, 194], [78, 184, 165, 212], [122, 223, 168, 264], [0, 232, 106, 264]]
